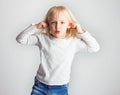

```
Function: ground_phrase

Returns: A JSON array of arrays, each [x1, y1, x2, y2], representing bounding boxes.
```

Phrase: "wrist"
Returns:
[[78, 29, 86, 34], [34, 24, 39, 29]]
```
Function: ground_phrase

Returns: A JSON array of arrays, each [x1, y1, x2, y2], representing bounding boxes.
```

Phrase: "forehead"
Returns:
[[50, 11, 70, 21]]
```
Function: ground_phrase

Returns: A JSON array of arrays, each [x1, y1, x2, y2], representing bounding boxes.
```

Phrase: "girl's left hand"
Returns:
[[70, 23, 85, 34]]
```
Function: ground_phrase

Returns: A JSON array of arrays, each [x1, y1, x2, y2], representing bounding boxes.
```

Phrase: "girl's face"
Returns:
[[49, 12, 70, 39]]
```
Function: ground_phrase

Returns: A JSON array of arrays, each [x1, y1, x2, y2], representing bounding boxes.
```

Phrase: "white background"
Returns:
[[0, 0, 120, 95]]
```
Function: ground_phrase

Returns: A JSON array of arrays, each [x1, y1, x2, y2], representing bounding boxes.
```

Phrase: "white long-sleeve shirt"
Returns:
[[16, 24, 100, 85]]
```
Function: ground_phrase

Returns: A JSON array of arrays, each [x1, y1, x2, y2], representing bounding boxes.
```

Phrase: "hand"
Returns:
[[35, 21, 47, 29], [70, 23, 85, 34]]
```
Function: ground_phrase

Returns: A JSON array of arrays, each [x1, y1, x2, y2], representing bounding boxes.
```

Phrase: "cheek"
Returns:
[[49, 25, 54, 30], [64, 24, 70, 29], [63, 25, 69, 30]]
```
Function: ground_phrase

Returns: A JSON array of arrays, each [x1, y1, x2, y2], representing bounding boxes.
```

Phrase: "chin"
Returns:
[[56, 36, 65, 39]]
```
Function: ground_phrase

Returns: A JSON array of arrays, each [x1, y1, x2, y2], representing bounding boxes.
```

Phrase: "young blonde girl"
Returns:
[[16, 6, 100, 95]]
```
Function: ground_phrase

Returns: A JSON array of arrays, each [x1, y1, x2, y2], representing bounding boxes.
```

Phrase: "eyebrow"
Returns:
[[50, 20, 65, 22]]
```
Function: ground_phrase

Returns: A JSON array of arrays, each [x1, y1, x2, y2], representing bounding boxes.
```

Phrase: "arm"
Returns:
[[16, 24, 40, 45], [16, 22, 47, 45], [72, 23, 100, 53], [76, 31, 100, 53]]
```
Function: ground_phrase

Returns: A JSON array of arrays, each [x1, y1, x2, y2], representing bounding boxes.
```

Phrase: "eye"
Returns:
[[61, 21, 65, 24], [50, 21, 56, 25]]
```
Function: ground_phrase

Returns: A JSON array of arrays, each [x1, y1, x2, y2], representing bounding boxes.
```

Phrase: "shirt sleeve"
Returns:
[[16, 24, 41, 46], [76, 31, 100, 53]]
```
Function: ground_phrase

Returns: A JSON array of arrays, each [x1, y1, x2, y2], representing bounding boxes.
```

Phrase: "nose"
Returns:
[[55, 22, 60, 30]]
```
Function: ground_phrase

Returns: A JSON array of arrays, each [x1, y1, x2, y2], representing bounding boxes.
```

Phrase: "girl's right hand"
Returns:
[[35, 21, 47, 29]]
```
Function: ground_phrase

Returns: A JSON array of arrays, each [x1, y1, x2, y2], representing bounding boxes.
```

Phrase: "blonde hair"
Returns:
[[44, 6, 78, 38]]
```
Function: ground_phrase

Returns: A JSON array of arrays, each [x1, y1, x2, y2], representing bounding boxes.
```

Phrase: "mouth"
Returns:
[[55, 30, 60, 34]]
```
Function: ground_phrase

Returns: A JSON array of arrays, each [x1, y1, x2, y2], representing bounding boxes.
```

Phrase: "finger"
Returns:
[[39, 22, 46, 28], [70, 23, 75, 28]]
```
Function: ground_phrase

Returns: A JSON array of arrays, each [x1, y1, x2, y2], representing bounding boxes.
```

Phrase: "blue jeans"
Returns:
[[31, 78, 69, 95]]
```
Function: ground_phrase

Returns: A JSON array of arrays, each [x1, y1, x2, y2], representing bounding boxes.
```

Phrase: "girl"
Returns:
[[16, 6, 100, 95]]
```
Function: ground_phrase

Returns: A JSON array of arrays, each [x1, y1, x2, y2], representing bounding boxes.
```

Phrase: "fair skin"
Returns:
[[35, 12, 85, 38], [49, 12, 70, 39]]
